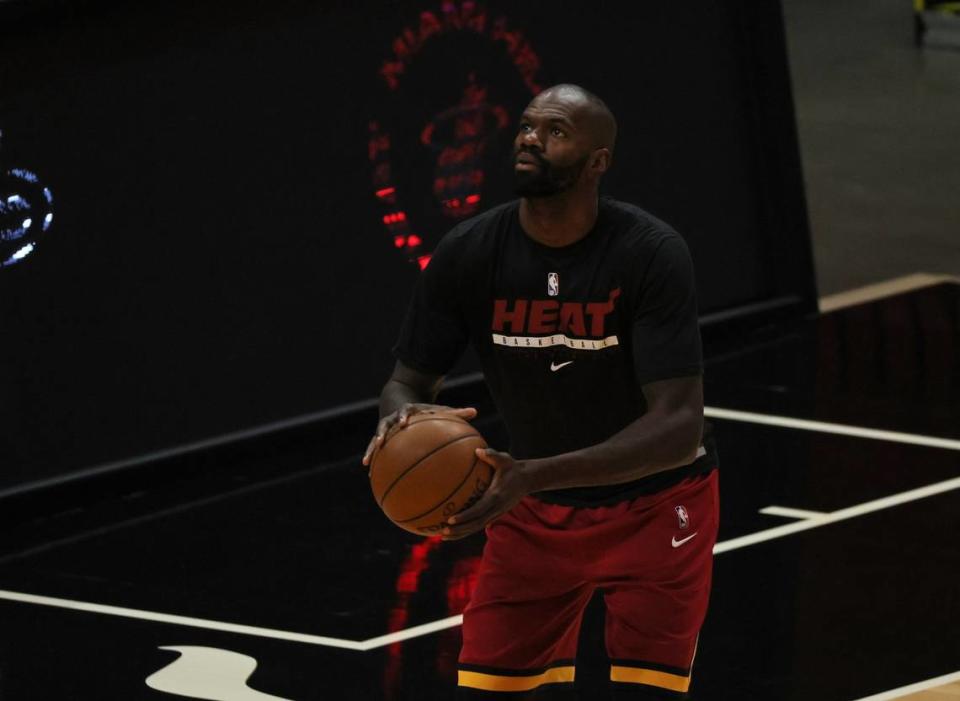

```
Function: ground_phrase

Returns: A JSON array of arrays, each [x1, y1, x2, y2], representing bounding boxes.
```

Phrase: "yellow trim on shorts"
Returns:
[[458, 666, 575, 692], [610, 665, 691, 692]]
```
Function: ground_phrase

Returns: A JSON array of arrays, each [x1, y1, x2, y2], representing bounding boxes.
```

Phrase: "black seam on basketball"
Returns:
[[378, 432, 482, 507], [377, 432, 482, 507], [377, 418, 477, 450], [396, 453, 480, 523], [377, 418, 474, 452]]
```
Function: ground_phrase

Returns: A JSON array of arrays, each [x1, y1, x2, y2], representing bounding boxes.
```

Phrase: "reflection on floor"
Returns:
[[0, 282, 957, 700]]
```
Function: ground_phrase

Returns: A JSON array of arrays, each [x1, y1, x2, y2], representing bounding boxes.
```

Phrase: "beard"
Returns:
[[512, 150, 589, 198]]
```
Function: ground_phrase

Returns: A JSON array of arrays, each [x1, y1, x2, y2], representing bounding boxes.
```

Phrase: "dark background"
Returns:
[[0, 0, 814, 489]]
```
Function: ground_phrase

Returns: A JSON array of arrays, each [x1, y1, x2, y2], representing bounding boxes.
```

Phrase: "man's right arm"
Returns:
[[361, 359, 477, 467]]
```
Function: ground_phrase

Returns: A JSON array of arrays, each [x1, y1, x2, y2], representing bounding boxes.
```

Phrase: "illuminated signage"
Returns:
[[369, 1, 544, 270], [0, 131, 55, 268]]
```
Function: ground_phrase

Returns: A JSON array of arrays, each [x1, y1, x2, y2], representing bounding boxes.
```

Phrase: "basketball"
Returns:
[[370, 412, 492, 536]]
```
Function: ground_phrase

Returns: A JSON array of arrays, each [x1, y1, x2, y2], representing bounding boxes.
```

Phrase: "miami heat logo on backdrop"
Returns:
[[369, 1, 545, 270]]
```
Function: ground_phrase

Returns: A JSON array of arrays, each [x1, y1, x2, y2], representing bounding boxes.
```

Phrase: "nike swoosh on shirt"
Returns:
[[671, 532, 698, 548], [550, 361, 574, 372]]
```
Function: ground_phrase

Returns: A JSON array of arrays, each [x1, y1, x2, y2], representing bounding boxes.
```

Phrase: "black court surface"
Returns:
[[0, 281, 958, 700]]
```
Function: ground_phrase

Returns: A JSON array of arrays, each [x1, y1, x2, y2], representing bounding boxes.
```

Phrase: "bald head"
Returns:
[[512, 83, 617, 198], [531, 83, 617, 156]]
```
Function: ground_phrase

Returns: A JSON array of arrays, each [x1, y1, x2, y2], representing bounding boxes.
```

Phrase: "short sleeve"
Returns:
[[392, 232, 469, 375], [630, 235, 703, 385]]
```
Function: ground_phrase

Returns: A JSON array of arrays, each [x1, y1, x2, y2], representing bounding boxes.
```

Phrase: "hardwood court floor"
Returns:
[[905, 683, 960, 699], [0, 280, 956, 700]]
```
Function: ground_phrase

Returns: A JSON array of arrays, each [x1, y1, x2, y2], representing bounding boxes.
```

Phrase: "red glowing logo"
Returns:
[[420, 72, 510, 218], [369, 1, 543, 269]]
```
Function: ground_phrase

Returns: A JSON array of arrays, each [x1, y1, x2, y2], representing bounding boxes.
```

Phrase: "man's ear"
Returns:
[[591, 147, 612, 174]]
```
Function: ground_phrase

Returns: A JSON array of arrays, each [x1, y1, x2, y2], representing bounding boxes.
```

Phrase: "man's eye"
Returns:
[[551, 127, 564, 137], [519, 123, 531, 132]]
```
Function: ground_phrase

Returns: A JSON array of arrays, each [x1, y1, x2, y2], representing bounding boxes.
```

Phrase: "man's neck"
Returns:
[[519, 191, 599, 248]]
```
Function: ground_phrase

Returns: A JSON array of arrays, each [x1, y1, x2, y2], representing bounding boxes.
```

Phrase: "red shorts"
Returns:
[[457, 469, 719, 699]]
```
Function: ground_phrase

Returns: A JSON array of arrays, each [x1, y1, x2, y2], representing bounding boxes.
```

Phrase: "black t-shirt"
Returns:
[[393, 196, 718, 506]]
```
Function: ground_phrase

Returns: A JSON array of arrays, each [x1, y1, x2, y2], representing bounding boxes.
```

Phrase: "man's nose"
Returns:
[[520, 128, 543, 149]]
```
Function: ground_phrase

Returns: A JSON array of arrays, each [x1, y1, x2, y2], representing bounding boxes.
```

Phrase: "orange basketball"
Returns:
[[370, 412, 492, 536]]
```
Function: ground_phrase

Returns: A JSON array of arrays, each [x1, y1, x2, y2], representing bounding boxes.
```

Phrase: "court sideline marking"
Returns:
[[10, 273, 949, 501], [851, 669, 960, 701], [0, 408, 958, 651], [817, 272, 958, 313], [758, 505, 827, 520], [703, 407, 960, 452]]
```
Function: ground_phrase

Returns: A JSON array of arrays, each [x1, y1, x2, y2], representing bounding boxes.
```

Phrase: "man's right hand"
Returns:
[[362, 403, 478, 468]]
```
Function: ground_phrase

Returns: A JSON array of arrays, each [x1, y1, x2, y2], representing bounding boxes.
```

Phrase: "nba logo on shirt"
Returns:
[[547, 272, 559, 297], [675, 505, 689, 529]]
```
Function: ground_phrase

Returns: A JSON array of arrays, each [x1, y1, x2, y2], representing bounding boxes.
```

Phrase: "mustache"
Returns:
[[514, 148, 547, 167]]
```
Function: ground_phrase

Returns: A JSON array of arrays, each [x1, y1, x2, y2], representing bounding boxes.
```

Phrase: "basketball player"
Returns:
[[362, 84, 719, 700]]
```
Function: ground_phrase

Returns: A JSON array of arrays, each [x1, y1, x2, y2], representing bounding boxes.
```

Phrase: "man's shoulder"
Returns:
[[600, 197, 681, 252], [442, 199, 518, 247], [427, 200, 516, 274]]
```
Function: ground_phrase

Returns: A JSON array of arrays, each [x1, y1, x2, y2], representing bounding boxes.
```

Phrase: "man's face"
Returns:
[[512, 94, 591, 198]]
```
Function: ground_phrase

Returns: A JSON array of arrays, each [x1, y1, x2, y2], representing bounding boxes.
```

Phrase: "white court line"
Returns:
[[0, 589, 367, 650], [3, 471, 960, 651], [1, 410, 958, 651], [818, 272, 959, 313], [713, 474, 960, 554], [759, 505, 828, 520], [0, 587, 463, 652], [850, 669, 960, 700], [359, 614, 463, 650], [704, 407, 960, 452]]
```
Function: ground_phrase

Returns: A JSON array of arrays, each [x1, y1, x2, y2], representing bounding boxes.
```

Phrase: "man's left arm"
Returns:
[[441, 375, 703, 539]]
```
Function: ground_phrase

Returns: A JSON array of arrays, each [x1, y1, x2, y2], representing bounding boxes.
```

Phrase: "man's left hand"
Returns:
[[441, 448, 530, 540]]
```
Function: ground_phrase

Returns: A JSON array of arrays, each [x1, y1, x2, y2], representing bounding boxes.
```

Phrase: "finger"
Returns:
[[363, 418, 394, 465], [362, 435, 377, 465], [362, 434, 384, 466], [475, 448, 509, 469], [378, 415, 395, 438], [447, 493, 498, 529], [444, 504, 500, 539], [449, 407, 478, 420], [442, 522, 482, 540], [442, 525, 480, 541]]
